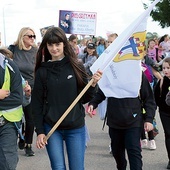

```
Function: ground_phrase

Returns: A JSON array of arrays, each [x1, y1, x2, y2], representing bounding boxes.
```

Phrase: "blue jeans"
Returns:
[[109, 127, 142, 170], [44, 123, 86, 170]]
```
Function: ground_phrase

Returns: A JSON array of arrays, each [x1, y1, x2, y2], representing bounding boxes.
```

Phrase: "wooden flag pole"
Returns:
[[44, 78, 94, 142]]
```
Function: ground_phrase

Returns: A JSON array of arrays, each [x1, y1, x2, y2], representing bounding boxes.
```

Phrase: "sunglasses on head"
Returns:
[[24, 35, 36, 39]]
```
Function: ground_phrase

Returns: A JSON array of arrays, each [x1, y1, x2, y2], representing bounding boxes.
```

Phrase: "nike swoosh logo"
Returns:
[[67, 75, 73, 79]]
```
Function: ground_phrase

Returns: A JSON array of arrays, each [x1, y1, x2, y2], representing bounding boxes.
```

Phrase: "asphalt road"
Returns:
[[17, 109, 168, 170]]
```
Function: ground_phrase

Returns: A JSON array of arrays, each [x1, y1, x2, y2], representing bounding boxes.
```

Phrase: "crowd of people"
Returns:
[[0, 26, 170, 170]]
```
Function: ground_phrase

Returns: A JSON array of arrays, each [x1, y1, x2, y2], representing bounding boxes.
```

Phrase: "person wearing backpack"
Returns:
[[87, 72, 156, 170], [154, 57, 170, 169], [0, 52, 23, 170], [0, 47, 31, 107]]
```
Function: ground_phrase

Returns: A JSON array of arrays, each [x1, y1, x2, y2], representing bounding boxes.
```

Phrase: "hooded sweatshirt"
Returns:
[[89, 73, 156, 129], [32, 56, 96, 135]]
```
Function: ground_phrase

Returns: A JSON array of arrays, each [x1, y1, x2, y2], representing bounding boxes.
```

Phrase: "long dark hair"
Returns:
[[35, 27, 88, 87], [158, 34, 168, 45]]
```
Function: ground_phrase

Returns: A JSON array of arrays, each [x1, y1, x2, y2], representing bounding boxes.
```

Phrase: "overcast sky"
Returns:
[[0, 0, 169, 46]]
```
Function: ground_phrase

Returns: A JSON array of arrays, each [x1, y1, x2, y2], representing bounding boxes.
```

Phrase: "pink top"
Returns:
[[148, 48, 157, 61]]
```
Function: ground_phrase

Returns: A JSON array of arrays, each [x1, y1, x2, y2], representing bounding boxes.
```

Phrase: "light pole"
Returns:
[[2, 4, 12, 47], [2, 6, 6, 46]]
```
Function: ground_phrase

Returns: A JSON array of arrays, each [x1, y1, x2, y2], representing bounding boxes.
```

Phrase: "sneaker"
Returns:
[[141, 139, 148, 149], [18, 138, 25, 150], [24, 145, 35, 157], [167, 161, 170, 169], [148, 140, 156, 150]]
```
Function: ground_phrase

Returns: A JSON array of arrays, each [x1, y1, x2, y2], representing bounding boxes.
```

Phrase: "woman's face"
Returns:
[[47, 42, 64, 60], [69, 38, 77, 48], [23, 30, 36, 48], [87, 48, 95, 55], [163, 62, 170, 79]]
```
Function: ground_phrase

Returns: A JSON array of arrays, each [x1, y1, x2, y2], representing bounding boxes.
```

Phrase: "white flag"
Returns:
[[90, 0, 160, 98]]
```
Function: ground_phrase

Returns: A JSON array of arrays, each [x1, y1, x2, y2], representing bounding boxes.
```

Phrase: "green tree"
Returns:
[[144, 0, 170, 28], [146, 32, 159, 39]]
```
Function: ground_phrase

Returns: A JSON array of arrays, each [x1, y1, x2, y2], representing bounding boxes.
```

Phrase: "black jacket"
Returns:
[[32, 56, 96, 135], [89, 73, 156, 129], [154, 76, 170, 113]]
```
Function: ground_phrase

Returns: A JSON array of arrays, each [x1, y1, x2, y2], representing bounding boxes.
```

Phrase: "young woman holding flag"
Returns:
[[32, 27, 102, 170]]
